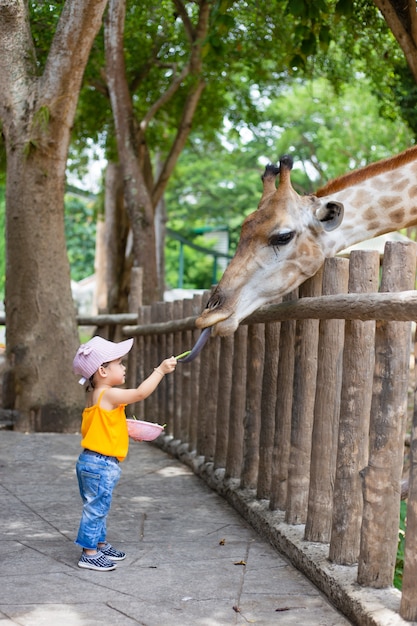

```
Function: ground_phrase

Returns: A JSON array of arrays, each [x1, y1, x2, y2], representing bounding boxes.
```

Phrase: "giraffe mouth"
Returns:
[[195, 292, 239, 336], [195, 310, 239, 336]]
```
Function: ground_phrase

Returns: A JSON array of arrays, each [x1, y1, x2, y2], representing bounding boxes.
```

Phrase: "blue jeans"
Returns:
[[75, 450, 121, 550]]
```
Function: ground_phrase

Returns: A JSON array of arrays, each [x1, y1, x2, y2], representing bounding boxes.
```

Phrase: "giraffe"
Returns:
[[196, 146, 417, 336]]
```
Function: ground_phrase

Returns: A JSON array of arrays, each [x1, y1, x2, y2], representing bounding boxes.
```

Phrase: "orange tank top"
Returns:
[[80, 390, 129, 462]]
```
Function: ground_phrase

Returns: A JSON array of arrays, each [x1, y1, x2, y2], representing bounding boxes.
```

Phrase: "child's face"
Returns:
[[104, 358, 126, 386]]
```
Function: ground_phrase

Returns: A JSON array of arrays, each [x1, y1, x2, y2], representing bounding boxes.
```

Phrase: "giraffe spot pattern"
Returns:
[[353, 189, 373, 206], [410, 163, 417, 177], [363, 207, 378, 221], [391, 178, 410, 192], [388, 208, 405, 224], [379, 196, 401, 210]]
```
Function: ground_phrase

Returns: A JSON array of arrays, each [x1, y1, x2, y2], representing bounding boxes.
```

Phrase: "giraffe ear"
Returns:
[[315, 201, 344, 232]]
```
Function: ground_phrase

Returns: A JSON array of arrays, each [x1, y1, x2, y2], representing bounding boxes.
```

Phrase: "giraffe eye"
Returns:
[[268, 231, 295, 247]]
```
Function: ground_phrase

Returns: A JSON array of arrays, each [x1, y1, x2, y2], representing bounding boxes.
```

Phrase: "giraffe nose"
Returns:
[[206, 291, 224, 310]]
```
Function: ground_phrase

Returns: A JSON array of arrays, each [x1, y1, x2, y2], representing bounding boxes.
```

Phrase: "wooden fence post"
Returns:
[[134, 306, 145, 420], [164, 301, 175, 436], [329, 250, 379, 564], [148, 302, 160, 421], [241, 324, 264, 489], [155, 300, 166, 420], [214, 335, 234, 470], [188, 294, 204, 451], [257, 321, 280, 499], [142, 305, 152, 419], [270, 290, 297, 511], [197, 334, 220, 461], [173, 300, 184, 440], [305, 257, 349, 542], [196, 291, 218, 459], [179, 298, 194, 443], [126, 267, 143, 417], [225, 325, 248, 480], [286, 269, 322, 524], [358, 242, 416, 587]]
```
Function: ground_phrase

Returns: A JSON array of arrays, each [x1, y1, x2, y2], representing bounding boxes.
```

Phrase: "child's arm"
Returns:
[[105, 357, 177, 406]]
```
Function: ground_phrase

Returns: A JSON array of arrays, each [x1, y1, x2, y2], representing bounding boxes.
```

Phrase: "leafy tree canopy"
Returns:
[[0, 0, 411, 185], [65, 0, 413, 175], [2, 0, 415, 295], [165, 73, 414, 272]]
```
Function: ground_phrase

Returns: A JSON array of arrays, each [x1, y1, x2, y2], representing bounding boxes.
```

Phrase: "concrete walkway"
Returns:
[[0, 432, 352, 626]]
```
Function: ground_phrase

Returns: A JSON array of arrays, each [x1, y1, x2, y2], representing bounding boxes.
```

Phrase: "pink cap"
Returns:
[[73, 336, 134, 384]]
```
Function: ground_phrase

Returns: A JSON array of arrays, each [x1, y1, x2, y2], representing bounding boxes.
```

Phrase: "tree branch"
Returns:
[[373, 0, 417, 82], [152, 77, 206, 207], [151, 0, 210, 205], [172, 0, 195, 43], [139, 63, 191, 132], [408, 0, 417, 46], [105, 0, 153, 222], [41, 0, 108, 122]]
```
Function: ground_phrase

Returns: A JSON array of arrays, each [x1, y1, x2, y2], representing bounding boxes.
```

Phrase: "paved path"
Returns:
[[0, 432, 352, 625]]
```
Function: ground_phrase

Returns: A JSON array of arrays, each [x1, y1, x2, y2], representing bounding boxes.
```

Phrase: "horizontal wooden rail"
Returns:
[[248, 290, 417, 323], [123, 315, 197, 335], [76, 313, 138, 326], [115, 290, 417, 337]]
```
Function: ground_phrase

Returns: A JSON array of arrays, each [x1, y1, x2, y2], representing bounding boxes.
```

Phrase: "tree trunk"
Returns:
[[0, 0, 109, 431], [103, 161, 131, 340], [104, 0, 208, 305], [4, 150, 82, 431]]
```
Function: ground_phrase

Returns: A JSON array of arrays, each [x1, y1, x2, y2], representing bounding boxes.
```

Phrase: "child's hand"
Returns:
[[158, 356, 177, 374]]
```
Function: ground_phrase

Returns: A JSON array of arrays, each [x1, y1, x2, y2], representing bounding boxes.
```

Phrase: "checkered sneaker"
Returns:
[[78, 550, 117, 571], [101, 543, 126, 561]]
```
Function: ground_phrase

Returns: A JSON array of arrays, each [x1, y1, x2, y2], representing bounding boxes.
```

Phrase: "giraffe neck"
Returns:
[[319, 156, 417, 255]]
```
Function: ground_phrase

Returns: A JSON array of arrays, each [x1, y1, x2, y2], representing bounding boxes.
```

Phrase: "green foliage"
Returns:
[[64, 193, 97, 281], [260, 77, 414, 187], [0, 187, 5, 298], [7, 0, 417, 297], [394, 500, 407, 590], [69, 0, 312, 171], [165, 76, 414, 279], [28, 1, 64, 73], [391, 62, 417, 139], [165, 139, 262, 259], [165, 234, 219, 290]]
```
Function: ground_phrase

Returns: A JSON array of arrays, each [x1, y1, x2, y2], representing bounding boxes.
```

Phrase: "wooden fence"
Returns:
[[84, 241, 417, 625]]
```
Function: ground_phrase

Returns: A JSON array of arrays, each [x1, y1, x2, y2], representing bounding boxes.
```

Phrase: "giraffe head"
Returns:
[[196, 155, 344, 336]]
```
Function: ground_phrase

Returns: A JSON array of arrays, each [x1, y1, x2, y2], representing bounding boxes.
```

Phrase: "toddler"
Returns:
[[72, 335, 177, 571]]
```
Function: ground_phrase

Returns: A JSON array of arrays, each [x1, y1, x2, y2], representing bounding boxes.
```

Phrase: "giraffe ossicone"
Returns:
[[196, 146, 417, 336]]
